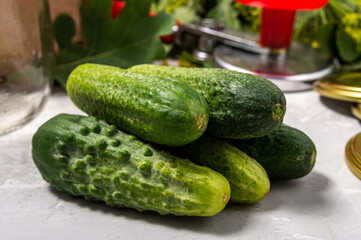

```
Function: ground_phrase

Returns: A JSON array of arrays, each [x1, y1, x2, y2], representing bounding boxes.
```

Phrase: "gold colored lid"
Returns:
[[314, 72, 361, 103], [351, 103, 361, 120], [345, 132, 361, 180]]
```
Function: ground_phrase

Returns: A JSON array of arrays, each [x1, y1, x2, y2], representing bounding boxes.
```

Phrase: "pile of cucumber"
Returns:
[[32, 63, 316, 216]]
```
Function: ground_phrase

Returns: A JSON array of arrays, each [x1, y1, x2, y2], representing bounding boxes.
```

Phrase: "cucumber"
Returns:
[[32, 114, 230, 216], [229, 125, 316, 179], [66, 63, 209, 146], [129, 64, 286, 139], [171, 136, 270, 204]]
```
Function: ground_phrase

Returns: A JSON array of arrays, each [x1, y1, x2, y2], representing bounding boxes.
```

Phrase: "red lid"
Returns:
[[235, 0, 329, 10]]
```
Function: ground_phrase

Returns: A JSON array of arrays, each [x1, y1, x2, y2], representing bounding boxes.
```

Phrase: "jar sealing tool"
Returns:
[[174, 0, 334, 92]]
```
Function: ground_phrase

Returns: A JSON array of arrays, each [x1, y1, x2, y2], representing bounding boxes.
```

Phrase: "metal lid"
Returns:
[[351, 103, 361, 120], [346, 132, 361, 180], [314, 72, 361, 102], [214, 43, 334, 92]]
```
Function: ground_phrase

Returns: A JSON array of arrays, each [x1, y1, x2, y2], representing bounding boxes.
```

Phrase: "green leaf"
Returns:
[[54, 0, 174, 87], [173, 5, 200, 24], [53, 14, 76, 50], [151, 0, 201, 24], [314, 22, 338, 55], [336, 26, 361, 62], [206, 0, 241, 29]]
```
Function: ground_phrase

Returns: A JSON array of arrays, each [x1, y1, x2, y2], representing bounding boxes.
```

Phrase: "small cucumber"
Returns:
[[32, 114, 230, 216], [129, 64, 286, 139], [172, 136, 270, 204], [229, 125, 316, 179], [66, 63, 209, 146]]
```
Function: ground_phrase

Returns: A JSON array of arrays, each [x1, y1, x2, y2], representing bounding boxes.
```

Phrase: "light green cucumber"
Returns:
[[66, 63, 209, 146], [172, 136, 270, 204]]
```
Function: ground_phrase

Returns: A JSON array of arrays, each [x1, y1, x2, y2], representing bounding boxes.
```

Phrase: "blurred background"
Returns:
[[1, 0, 361, 134]]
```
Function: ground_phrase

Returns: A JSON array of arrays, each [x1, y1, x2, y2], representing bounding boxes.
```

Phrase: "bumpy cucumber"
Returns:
[[172, 136, 270, 204], [229, 125, 316, 179], [32, 114, 230, 216], [66, 63, 209, 146], [129, 64, 286, 139]]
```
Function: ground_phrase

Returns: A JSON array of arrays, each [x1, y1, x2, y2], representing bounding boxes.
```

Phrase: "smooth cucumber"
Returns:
[[129, 64, 286, 139], [172, 136, 270, 204], [66, 63, 209, 146], [229, 125, 316, 179], [32, 114, 230, 216]]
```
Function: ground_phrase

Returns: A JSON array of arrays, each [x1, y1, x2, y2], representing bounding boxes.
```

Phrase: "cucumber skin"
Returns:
[[229, 125, 316, 179], [66, 63, 209, 146], [172, 136, 270, 204], [129, 64, 286, 139], [32, 114, 230, 216]]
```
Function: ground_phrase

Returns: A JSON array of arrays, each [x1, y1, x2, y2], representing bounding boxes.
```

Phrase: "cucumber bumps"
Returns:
[[66, 64, 209, 146], [130, 65, 286, 139], [172, 136, 270, 204], [32, 114, 230, 216]]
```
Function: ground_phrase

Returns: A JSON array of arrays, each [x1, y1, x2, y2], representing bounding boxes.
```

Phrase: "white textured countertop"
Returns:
[[1, 88, 360, 240]]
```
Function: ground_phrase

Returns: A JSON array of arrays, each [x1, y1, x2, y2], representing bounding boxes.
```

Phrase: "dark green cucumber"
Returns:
[[129, 64, 286, 139], [32, 114, 230, 216], [66, 63, 209, 146], [229, 125, 316, 179], [172, 136, 270, 204]]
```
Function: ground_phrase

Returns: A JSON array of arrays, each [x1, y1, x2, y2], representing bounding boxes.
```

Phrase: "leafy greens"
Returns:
[[53, 0, 174, 87]]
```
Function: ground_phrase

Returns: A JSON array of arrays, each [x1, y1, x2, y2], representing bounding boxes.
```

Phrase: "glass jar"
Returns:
[[0, 0, 54, 135]]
